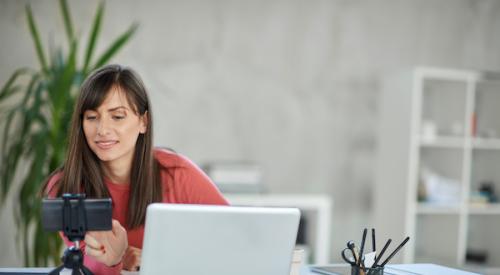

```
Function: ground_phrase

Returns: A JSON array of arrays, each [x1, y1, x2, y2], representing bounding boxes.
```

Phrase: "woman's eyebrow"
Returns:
[[108, 106, 129, 112]]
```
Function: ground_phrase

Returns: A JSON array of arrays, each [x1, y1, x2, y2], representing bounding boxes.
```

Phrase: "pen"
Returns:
[[380, 237, 410, 267], [370, 239, 391, 268], [358, 228, 368, 270], [371, 228, 376, 260]]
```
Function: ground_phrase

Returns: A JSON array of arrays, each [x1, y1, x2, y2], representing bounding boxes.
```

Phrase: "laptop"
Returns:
[[140, 203, 301, 275]]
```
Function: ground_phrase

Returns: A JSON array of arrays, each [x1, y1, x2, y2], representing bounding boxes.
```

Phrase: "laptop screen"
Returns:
[[141, 203, 300, 275]]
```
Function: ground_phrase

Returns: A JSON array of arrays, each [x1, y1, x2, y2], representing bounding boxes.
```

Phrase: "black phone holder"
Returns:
[[49, 194, 93, 275]]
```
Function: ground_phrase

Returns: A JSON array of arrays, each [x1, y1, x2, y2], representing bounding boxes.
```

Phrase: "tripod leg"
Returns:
[[80, 265, 94, 275], [48, 265, 65, 275]]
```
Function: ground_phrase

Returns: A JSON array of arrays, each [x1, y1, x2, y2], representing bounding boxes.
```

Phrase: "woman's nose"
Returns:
[[97, 119, 111, 136]]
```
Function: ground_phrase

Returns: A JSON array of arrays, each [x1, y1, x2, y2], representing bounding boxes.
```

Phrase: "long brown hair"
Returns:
[[41, 64, 162, 229]]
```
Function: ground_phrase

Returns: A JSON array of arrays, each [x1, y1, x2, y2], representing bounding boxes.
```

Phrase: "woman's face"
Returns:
[[82, 86, 147, 166]]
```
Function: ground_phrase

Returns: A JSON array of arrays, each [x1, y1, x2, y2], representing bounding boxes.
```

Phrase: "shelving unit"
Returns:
[[224, 194, 332, 265], [416, 203, 461, 215], [468, 203, 500, 215], [375, 67, 500, 273]]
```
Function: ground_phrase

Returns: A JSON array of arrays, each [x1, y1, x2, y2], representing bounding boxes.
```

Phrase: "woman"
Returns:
[[41, 64, 228, 274]]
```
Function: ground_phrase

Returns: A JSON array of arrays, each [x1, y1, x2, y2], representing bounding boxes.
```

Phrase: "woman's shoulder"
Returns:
[[153, 147, 193, 169], [44, 170, 63, 197]]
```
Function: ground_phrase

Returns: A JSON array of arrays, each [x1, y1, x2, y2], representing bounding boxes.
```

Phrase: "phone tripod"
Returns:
[[48, 240, 93, 275], [47, 194, 94, 275]]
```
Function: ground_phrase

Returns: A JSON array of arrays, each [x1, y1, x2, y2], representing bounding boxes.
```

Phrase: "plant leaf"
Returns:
[[58, 0, 74, 45], [22, 222, 30, 266], [0, 74, 40, 202], [25, 5, 47, 72], [0, 68, 30, 101], [0, 110, 17, 201], [92, 23, 138, 69], [46, 41, 77, 142], [1, 138, 24, 202], [57, 40, 78, 105], [83, 1, 104, 73]]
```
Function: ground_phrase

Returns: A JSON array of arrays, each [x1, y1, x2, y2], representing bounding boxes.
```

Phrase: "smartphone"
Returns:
[[42, 197, 112, 232]]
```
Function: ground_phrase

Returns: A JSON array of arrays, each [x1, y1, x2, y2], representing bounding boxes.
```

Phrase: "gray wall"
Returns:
[[1, 0, 500, 266]]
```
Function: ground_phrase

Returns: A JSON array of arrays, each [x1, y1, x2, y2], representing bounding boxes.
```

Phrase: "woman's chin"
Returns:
[[95, 152, 117, 162]]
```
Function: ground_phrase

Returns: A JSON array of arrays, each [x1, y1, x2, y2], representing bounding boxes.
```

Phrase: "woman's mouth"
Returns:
[[95, 140, 118, 150]]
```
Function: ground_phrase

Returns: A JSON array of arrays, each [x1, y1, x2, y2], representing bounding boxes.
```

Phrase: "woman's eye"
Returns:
[[113, 115, 125, 120], [85, 115, 97, 120]]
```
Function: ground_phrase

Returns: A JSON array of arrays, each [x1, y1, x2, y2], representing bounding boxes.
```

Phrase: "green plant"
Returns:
[[0, 0, 137, 266]]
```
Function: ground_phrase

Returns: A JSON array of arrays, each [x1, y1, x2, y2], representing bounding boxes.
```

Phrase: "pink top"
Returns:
[[46, 148, 228, 274]]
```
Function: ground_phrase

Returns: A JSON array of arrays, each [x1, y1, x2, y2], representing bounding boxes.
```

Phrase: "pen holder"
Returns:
[[351, 265, 384, 275]]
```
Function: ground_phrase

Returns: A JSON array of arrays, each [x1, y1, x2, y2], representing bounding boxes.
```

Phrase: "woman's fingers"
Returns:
[[123, 246, 142, 271], [85, 244, 105, 258], [84, 233, 102, 251], [112, 219, 127, 239], [84, 219, 128, 267], [124, 254, 140, 270]]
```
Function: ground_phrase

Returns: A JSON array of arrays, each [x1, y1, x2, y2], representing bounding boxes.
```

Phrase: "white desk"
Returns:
[[302, 263, 481, 275], [0, 264, 481, 275]]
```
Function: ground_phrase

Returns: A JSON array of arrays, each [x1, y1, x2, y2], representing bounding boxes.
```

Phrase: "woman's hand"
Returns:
[[123, 246, 142, 271], [84, 219, 128, 267]]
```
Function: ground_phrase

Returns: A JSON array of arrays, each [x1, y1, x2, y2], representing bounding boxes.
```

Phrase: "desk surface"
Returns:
[[0, 264, 481, 275]]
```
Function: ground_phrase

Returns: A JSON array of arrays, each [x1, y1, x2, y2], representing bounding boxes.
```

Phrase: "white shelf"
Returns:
[[419, 137, 500, 150], [417, 203, 500, 215], [416, 67, 482, 81], [472, 138, 500, 150], [417, 203, 461, 215], [419, 136, 465, 148], [468, 203, 500, 215]]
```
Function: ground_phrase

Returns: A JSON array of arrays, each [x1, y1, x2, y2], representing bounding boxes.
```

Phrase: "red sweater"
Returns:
[[46, 149, 228, 274]]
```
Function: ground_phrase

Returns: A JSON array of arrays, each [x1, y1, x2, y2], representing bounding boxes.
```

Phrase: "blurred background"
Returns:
[[1, 0, 500, 273]]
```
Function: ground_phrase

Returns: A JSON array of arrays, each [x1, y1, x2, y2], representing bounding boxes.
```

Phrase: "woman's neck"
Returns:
[[101, 158, 132, 184]]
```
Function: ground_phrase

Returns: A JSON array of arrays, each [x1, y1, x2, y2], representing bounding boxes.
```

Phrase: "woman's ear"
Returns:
[[140, 111, 148, 134]]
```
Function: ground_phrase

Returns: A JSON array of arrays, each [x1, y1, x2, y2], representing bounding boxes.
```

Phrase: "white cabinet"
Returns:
[[225, 194, 332, 265], [375, 67, 500, 273]]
